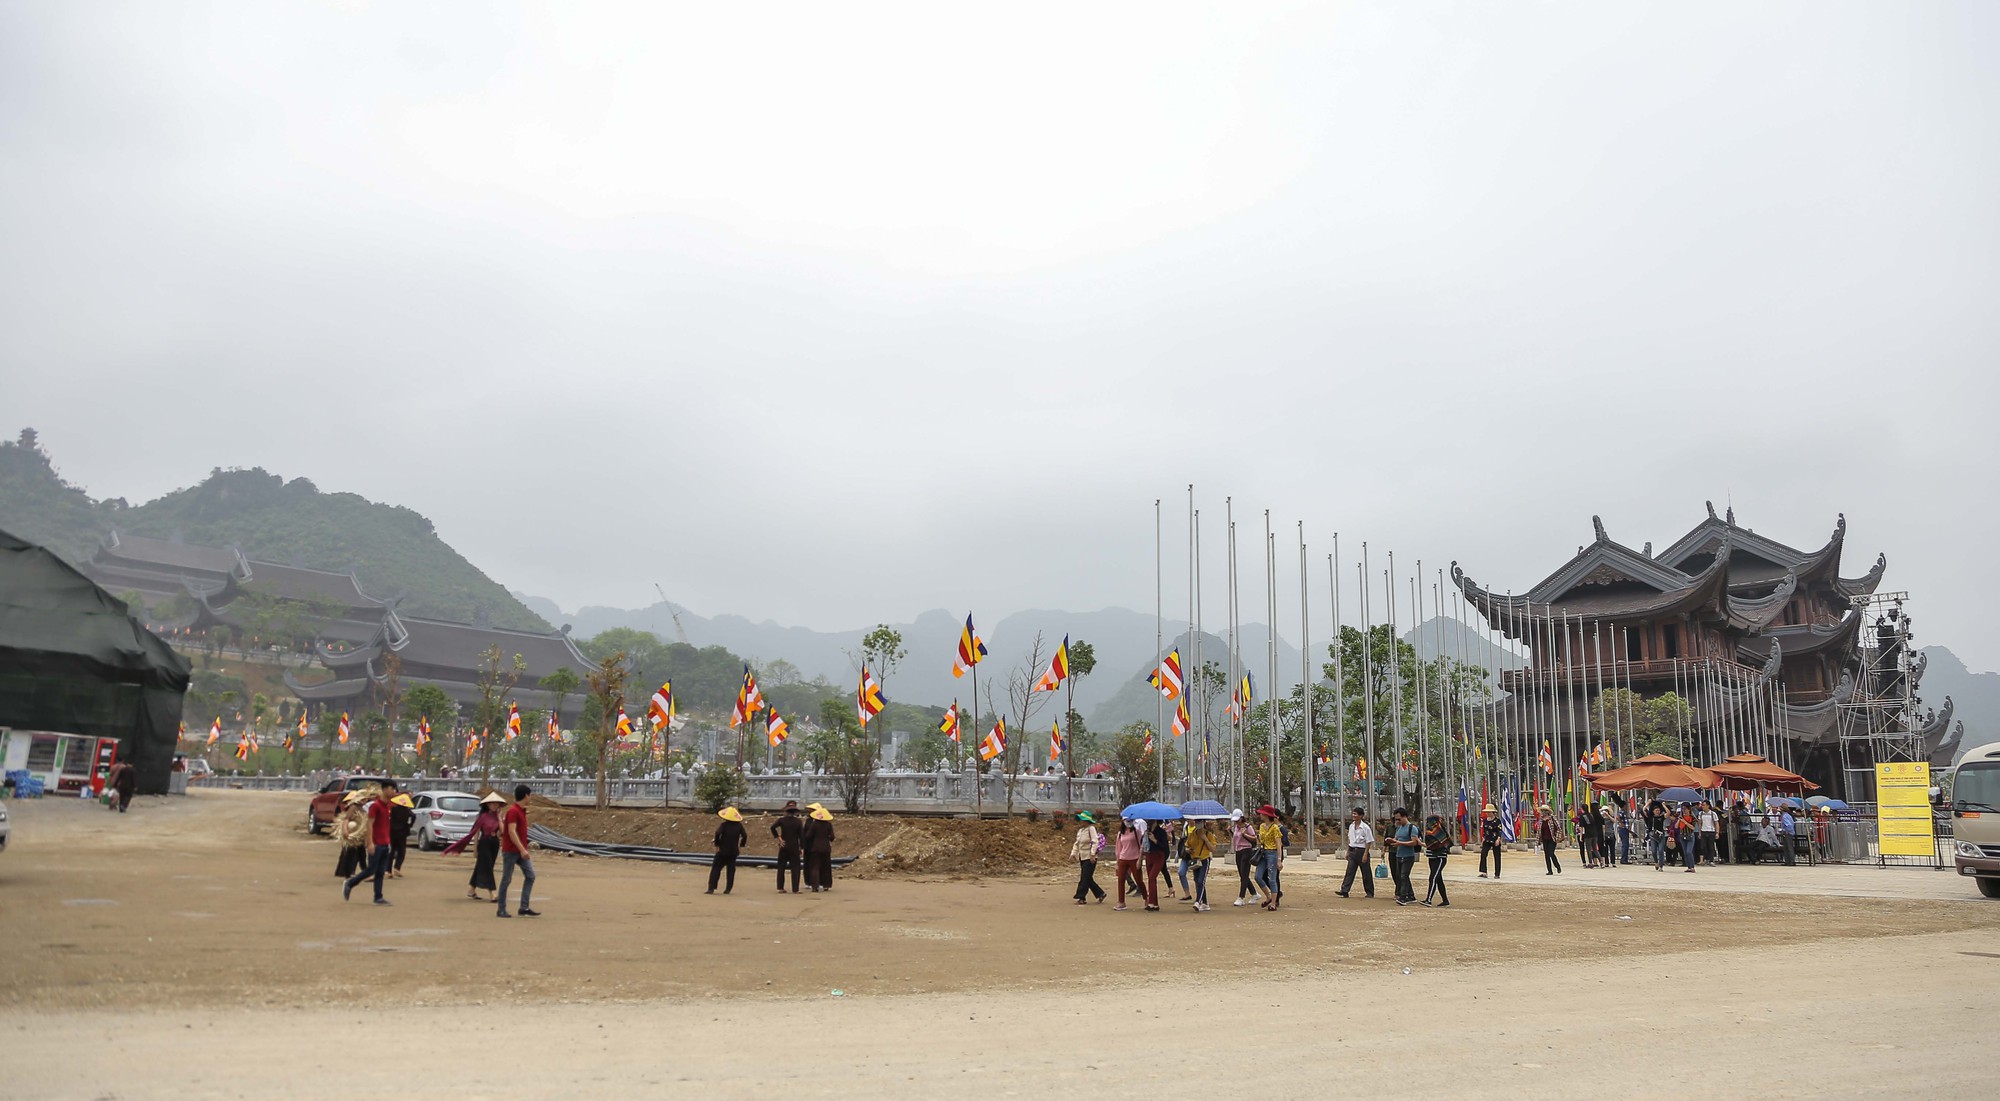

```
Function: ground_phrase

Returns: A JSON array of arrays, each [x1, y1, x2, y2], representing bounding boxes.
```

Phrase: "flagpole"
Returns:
[[1226, 499, 1239, 809], [1263, 511, 1279, 811], [1298, 521, 1317, 854], [1329, 540, 1345, 831], [1194, 506, 1205, 797], [1359, 546, 1377, 824], [1186, 485, 1196, 803], [1155, 497, 1164, 800], [1386, 553, 1402, 813]]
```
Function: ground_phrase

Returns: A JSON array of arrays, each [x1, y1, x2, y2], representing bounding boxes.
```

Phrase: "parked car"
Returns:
[[410, 790, 482, 850], [184, 758, 213, 779], [306, 775, 390, 833]]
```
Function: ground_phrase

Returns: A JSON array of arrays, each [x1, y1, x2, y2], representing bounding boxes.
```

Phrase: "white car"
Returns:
[[411, 790, 481, 850]]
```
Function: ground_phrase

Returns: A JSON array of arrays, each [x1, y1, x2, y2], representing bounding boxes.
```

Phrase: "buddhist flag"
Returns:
[[730, 666, 761, 729], [207, 718, 221, 747], [465, 730, 482, 761], [1226, 672, 1253, 722], [338, 712, 352, 745], [1142, 727, 1154, 754], [1355, 756, 1368, 781], [506, 702, 522, 741], [546, 708, 562, 743], [283, 728, 295, 753], [857, 667, 886, 728], [1538, 740, 1554, 775], [233, 734, 251, 761], [1171, 695, 1190, 738], [178, 720, 186, 738], [1147, 649, 1184, 700], [616, 707, 635, 742], [1048, 719, 1064, 764], [416, 717, 432, 751], [648, 681, 676, 730], [1589, 741, 1605, 767], [1034, 635, 1070, 694], [939, 701, 961, 743], [297, 712, 309, 744], [978, 718, 1006, 762], [767, 708, 790, 747], [951, 614, 989, 678]]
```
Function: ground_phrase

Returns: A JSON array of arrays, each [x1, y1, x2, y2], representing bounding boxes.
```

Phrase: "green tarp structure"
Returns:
[[0, 527, 190, 794]]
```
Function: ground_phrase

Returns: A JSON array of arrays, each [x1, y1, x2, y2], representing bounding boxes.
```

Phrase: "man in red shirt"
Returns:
[[496, 783, 539, 918], [341, 780, 398, 905]]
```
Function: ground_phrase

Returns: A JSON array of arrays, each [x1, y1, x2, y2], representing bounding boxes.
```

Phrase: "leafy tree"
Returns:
[[539, 664, 581, 767], [1110, 723, 1158, 807], [693, 764, 749, 811], [473, 645, 526, 782], [816, 697, 874, 813], [402, 683, 458, 772], [585, 652, 629, 809]]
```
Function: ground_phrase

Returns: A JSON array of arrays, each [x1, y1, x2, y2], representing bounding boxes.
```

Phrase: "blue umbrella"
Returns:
[[1806, 796, 1849, 811], [1179, 799, 1229, 819], [1657, 787, 1711, 804], [1767, 796, 1802, 808], [1120, 801, 1184, 821]]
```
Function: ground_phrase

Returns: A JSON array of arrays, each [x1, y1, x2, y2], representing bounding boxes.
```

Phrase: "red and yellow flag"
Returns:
[[978, 718, 1006, 762], [1147, 649, 1184, 700], [951, 614, 989, 678], [1033, 635, 1070, 693]]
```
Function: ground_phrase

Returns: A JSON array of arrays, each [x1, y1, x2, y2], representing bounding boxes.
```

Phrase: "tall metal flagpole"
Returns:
[[1329, 542, 1346, 822], [1360, 550, 1377, 823], [1264, 514, 1279, 811], [1392, 556, 1408, 816], [1187, 485, 1196, 801], [1298, 522, 1317, 853], [1411, 573, 1428, 815], [1227, 508, 1240, 807], [1155, 498, 1164, 798], [1195, 506, 1206, 795]]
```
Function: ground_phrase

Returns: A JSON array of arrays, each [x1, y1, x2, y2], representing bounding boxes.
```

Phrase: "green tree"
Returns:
[[585, 652, 629, 809], [402, 683, 458, 772], [693, 764, 749, 811], [539, 664, 581, 768], [1111, 723, 1158, 807], [473, 645, 526, 782], [816, 697, 874, 813]]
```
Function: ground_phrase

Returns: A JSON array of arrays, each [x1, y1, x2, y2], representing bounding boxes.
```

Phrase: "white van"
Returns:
[[1950, 740, 2000, 899]]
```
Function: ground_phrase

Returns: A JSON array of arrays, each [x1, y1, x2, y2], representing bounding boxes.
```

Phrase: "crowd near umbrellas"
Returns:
[[1707, 753, 1819, 792], [1120, 801, 1184, 821], [1178, 800, 1229, 819], [1586, 753, 1722, 792]]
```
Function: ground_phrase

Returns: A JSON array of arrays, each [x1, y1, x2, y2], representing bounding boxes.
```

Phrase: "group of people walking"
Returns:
[[1069, 805, 1291, 913], [334, 781, 539, 917], [708, 799, 836, 894]]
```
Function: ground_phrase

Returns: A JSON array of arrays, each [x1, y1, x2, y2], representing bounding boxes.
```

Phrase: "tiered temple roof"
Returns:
[[284, 610, 589, 716]]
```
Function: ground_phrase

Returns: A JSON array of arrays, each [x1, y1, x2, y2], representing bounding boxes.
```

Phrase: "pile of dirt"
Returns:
[[848, 816, 1075, 878], [523, 803, 1078, 876]]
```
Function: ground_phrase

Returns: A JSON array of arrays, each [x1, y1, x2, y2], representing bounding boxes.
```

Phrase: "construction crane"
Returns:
[[654, 583, 690, 645]]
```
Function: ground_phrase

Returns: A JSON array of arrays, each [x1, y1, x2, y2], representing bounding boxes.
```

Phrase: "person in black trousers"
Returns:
[[1537, 804, 1563, 874], [1336, 806, 1375, 899], [709, 806, 747, 894], [802, 803, 835, 892], [1477, 803, 1503, 878], [1420, 813, 1452, 907], [770, 800, 804, 893], [388, 793, 415, 877]]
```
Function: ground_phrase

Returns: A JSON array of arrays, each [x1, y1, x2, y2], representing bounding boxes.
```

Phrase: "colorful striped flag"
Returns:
[[616, 707, 634, 742], [1034, 635, 1070, 693], [1048, 719, 1064, 764], [1226, 672, 1253, 722], [1171, 695, 1190, 738], [1147, 649, 1184, 700], [952, 615, 989, 678], [416, 717, 432, 751], [979, 718, 1006, 762], [207, 718, 221, 747], [338, 712, 352, 745], [506, 702, 522, 741], [648, 681, 675, 729], [546, 708, 562, 743], [767, 708, 790, 746], [1538, 740, 1554, 774], [857, 667, 886, 728], [939, 701, 961, 743]]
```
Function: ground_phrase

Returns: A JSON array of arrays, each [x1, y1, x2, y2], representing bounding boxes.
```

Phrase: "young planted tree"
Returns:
[[539, 665, 581, 769], [586, 652, 629, 810], [855, 625, 906, 811], [473, 645, 526, 783], [402, 683, 457, 775], [1000, 632, 1055, 814], [1061, 639, 1097, 786], [816, 697, 875, 814]]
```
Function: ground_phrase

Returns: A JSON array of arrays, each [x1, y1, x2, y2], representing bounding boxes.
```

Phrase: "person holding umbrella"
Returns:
[[1070, 812, 1106, 905]]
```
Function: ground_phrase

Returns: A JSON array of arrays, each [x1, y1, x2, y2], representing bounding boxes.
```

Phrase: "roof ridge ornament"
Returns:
[[1592, 515, 1608, 544], [1706, 501, 1717, 520], [1725, 505, 1735, 525]]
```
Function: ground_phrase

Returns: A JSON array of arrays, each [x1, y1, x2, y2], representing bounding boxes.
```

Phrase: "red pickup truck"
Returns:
[[307, 776, 390, 833]]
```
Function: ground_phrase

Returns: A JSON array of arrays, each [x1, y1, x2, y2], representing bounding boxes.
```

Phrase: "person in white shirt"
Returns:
[[1698, 804, 1720, 865], [1336, 806, 1376, 899]]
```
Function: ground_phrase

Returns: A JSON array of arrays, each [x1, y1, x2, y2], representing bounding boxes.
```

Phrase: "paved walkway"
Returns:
[[1280, 846, 1979, 902]]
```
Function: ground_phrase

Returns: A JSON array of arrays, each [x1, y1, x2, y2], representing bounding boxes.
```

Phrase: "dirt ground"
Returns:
[[1, 790, 1996, 1099]]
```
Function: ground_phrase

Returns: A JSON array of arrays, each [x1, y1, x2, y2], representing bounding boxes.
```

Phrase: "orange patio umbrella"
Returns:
[[1584, 753, 1723, 793], [1705, 753, 1819, 792]]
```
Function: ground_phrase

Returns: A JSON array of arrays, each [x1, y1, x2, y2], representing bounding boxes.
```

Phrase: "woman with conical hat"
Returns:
[[709, 806, 748, 895], [802, 803, 836, 892], [1477, 802, 1503, 879], [442, 791, 504, 900]]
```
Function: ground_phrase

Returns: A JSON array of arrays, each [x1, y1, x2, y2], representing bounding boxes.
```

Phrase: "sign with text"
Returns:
[[1876, 761, 1935, 858]]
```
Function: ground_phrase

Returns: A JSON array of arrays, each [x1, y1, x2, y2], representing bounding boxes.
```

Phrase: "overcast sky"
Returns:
[[3, 2, 1996, 670]]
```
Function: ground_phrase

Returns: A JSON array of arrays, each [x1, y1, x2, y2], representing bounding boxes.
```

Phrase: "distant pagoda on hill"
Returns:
[[1452, 504, 1960, 800], [78, 530, 587, 724]]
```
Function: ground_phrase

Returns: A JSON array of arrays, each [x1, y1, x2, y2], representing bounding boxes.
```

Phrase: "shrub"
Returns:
[[693, 765, 749, 811]]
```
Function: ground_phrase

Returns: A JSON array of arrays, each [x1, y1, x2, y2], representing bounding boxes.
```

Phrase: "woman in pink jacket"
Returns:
[[1113, 819, 1143, 911]]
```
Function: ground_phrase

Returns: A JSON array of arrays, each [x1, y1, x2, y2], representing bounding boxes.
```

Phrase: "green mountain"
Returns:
[[0, 428, 547, 631]]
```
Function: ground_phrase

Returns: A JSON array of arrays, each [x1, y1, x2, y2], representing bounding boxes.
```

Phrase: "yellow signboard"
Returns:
[[1877, 761, 1935, 857]]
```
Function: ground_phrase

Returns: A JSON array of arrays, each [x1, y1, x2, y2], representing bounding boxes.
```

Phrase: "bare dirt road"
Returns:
[[1, 790, 1994, 1099]]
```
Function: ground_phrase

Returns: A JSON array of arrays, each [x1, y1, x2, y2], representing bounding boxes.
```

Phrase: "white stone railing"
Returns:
[[188, 768, 1225, 814]]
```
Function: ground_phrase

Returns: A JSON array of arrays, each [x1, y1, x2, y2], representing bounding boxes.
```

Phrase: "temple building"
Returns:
[[1452, 504, 1960, 800], [76, 531, 589, 727]]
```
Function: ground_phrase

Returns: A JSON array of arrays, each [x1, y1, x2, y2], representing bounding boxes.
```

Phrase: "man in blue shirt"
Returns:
[[1778, 807, 1797, 866]]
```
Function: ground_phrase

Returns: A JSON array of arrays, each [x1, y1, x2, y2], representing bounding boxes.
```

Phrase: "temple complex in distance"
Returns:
[[1453, 504, 1961, 801], [77, 531, 588, 725]]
